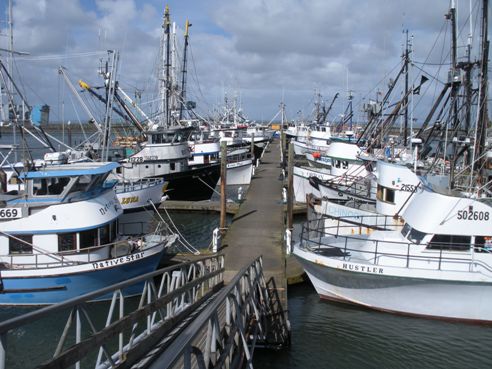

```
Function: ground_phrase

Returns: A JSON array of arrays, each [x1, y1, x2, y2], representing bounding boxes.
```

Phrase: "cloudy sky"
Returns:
[[0, 0, 489, 125]]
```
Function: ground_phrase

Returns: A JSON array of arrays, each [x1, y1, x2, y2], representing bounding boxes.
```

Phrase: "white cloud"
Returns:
[[0, 0, 488, 124]]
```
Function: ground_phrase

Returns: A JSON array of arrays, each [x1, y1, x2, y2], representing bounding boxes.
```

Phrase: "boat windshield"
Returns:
[[401, 223, 426, 244]]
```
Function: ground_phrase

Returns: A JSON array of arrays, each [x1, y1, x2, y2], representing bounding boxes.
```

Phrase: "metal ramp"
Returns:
[[0, 255, 290, 369], [146, 257, 291, 369]]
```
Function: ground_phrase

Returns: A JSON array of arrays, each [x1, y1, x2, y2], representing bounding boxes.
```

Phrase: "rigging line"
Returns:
[[0, 230, 67, 264], [153, 201, 200, 255], [14, 51, 108, 61], [412, 61, 452, 66], [357, 60, 402, 104], [195, 175, 221, 196], [189, 44, 212, 111], [66, 90, 88, 142]]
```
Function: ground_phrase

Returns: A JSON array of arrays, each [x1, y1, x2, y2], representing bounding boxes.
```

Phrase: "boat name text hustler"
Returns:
[[341, 262, 384, 274]]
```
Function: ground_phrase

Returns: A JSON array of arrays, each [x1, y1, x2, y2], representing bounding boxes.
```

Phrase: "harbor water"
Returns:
[[252, 219, 492, 369]]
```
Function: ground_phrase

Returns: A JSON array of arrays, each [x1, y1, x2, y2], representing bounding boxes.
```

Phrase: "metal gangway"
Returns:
[[0, 255, 290, 369]]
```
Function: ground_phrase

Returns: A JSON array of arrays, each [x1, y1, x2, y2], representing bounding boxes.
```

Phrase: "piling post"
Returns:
[[220, 141, 227, 235], [250, 133, 255, 158], [281, 132, 286, 168], [67, 120, 72, 148], [287, 142, 294, 231]]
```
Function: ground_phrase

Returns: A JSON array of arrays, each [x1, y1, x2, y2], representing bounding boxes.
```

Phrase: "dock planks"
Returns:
[[222, 139, 288, 306]]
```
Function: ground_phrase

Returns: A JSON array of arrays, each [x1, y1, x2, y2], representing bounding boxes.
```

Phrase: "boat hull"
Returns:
[[116, 179, 165, 213], [163, 163, 221, 201], [0, 246, 165, 305], [293, 166, 332, 203], [294, 246, 492, 323]]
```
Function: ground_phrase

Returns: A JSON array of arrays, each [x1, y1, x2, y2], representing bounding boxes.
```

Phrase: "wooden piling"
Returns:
[[287, 142, 294, 230], [220, 141, 227, 235]]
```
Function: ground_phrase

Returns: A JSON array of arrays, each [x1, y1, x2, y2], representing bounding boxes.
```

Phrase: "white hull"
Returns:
[[294, 245, 492, 323], [293, 140, 329, 156], [226, 160, 253, 185], [217, 159, 253, 186], [293, 166, 332, 203], [115, 179, 165, 212]]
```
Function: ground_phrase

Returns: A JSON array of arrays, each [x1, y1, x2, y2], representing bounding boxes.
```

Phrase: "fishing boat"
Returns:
[[0, 161, 177, 305], [294, 182, 492, 323], [294, 0, 492, 323]]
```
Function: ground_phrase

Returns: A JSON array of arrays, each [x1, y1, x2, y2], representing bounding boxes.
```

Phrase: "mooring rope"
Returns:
[[148, 200, 201, 255]]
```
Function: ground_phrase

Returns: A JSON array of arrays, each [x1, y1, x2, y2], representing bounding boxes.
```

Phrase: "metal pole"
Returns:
[[281, 131, 286, 169], [287, 142, 294, 231], [250, 133, 255, 158], [220, 141, 227, 235]]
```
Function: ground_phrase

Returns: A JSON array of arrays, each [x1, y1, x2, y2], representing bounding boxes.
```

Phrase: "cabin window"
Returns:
[[377, 184, 395, 204], [32, 178, 48, 195], [335, 160, 341, 168], [342, 161, 349, 169], [58, 233, 76, 252], [408, 228, 426, 244], [111, 221, 118, 240], [71, 175, 92, 192], [9, 235, 32, 254], [427, 234, 471, 251], [401, 223, 411, 237], [80, 228, 98, 249], [8, 174, 19, 185], [99, 224, 111, 245], [33, 177, 70, 196], [48, 177, 70, 195], [170, 162, 176, 171], [152, 134, 163, 144]]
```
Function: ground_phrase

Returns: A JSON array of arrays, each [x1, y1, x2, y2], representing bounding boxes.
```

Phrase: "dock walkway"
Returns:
[[222, 139, 287, 305]]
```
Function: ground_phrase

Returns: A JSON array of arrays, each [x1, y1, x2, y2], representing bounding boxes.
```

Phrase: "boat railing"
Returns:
[[299, 215, 492, 274], [321, 176, 376, 201], [1, 222, 171, 270], [114, 177, 164, 193]]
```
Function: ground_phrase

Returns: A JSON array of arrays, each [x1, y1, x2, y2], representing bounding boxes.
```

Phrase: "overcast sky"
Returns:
[[0, 0, 489, 125]]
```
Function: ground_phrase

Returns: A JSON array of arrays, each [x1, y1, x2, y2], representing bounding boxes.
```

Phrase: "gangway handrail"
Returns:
[[0, 254, 225, 369], [147, 256, 291, 369]]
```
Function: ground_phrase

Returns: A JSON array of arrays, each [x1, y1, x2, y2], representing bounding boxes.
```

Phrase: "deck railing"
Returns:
[[300, 215, 492, 274], [0, 221, 172, 270]]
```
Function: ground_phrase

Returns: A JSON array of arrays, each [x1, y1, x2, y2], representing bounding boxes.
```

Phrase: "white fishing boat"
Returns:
[[114, 177, 166, 213], [0, 161, 177, 305], [294, 0, 492, 322], [309, 160, 420, 237], [294, 183, 492, 323], [220, 148, 254, 186]]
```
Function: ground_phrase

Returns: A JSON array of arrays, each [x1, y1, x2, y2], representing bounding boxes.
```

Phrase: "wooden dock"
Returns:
[[160, 200, 240, 214], [221, 140, 290, 306]]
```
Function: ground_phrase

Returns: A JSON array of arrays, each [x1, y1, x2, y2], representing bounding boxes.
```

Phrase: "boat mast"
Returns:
[[179, 19, 191, 121], [7, 0, 16, 161], [159, 5, 171, 128], [101, 50, 119, 161], [475, 0, 489, 181], [403, 29, 410, 146], [447, 1, 460, 188]]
